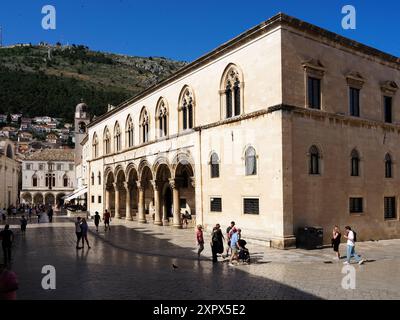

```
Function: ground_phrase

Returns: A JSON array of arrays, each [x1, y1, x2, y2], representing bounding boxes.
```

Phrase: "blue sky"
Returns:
[[0, 0, 399, 61]]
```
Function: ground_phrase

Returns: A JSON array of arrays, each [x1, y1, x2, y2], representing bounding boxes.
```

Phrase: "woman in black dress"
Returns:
[[210, 224, 224, 263], [332, 225, 341, 260]]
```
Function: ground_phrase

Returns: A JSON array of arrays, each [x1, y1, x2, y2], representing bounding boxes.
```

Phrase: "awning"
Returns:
[[63, 186, 87, 201]]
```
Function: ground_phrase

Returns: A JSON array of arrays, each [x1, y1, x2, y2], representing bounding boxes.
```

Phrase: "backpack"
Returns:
[[352, 230, 357, 242]]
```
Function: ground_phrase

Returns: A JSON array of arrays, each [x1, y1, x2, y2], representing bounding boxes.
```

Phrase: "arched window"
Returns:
[[140, 108, 149, 143], [210, 153, 220, 178], [32, 174, 38, 187], [351, 149, 360, 176], [309, 145, 320, 175], [103, 127, 111, 155], [98, 171, 101, 185], [92, 133, 98, 158], [385, 153, 393, 178], [91, 172, 95, 185], [245, 147, 257, 176], [179, 86, 194, 131], [156, 98, 168, 138], [221, 65, 242, 119], [63, 174, 68, 187], [126, 115, 134, 148], [114, 122, 121, 152]]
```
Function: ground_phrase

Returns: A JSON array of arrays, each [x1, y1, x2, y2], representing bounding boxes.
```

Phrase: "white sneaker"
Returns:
[[343, 261, 350, 265], [358, 259, 364, 265], [228, 263, 235, 267]]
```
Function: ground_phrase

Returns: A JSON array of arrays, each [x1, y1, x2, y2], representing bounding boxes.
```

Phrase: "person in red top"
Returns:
[[196, 225, 204, 258], [0, 265, 18, 300], [103, 209, 111, 231]]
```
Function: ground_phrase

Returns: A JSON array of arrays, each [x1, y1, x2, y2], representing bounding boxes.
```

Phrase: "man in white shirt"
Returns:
[[343, 226, 364, 265]]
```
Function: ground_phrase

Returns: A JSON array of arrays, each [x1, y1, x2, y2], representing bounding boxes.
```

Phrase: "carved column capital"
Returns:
[[136, 181, 144, 191], [150, 179, 159, 191]]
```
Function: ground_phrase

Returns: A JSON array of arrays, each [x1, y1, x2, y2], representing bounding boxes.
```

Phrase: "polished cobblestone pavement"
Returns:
[[2, 215, 400, 300]]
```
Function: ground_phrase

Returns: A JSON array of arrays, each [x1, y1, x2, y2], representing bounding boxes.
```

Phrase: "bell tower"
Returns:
[[74, 99, 90, 166]]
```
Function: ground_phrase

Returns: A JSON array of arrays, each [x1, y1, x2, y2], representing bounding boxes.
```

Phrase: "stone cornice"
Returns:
[[87, 13, 399, 129], [268, 104, 400, 132]]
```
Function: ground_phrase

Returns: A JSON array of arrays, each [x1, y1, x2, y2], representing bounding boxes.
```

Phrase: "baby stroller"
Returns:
[[237, 239, 250, 264]]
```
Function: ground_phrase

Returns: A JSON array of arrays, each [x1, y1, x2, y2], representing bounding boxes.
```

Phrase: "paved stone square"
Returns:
[[2, 215, 400, 300]]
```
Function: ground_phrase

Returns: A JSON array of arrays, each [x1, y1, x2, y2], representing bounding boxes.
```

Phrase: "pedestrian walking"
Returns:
[[28, 207, 32, 222], [0, 265, 18, 300], [343, 226, 364, 265], [0, 225, 14, 265], [196, 225, 204, 258], [229, 227, 240, 266], [331, 225, 341, 260], [224, 221, 235, 258], [37, 209, 41, 224], [80, 218, 91, 249], [20, 216, 27, 234], [11, 207, 17, 218], [75, 217, 83, 250], [210, 224, 224, 263], [47, 208, 54, 223], [94, 211, 101, 232], [1, 208, 6, 224], [103, 209, 111, 231]]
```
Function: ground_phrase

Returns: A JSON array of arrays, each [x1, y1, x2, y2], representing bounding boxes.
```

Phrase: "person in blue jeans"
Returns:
[[343, 226, 364, 265]]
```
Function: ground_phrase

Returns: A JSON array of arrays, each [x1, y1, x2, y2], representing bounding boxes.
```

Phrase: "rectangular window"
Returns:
[[384, 197, 396, 219], [26, 164, 31, 170], [210, 197, 222, 212], [91, 196, 95, 203], [349, 198, 363, 213], [98, 196, 102, 204], [384, 96, 392, 123], [243, 198, 259, 215], [39, 164, 44, 171], [307, 77, 321, 109], [57, 164, 62, 171], [69, 164, 74, 171], [349, 87, 360, 117], [179, 199, 187, 209]]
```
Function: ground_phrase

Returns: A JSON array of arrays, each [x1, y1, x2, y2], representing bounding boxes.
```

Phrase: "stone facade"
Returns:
[[0, 140, 20, 209], [84, 13, 399, 248], [20, 149, 75, 208]]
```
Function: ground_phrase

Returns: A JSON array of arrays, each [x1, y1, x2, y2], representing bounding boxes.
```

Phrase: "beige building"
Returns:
[[20, 149, 75, 208], [0, 140, 20, 209], [85, 13, 400, 248]]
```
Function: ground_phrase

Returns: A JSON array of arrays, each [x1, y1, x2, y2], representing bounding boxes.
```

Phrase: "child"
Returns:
[[238, 239, 250, 264]]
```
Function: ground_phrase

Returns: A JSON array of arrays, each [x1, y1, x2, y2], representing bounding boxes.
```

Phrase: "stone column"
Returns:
[[113, 183, 120, 219], [124, 182, 132, 221], [169, 179, 181, 228], [151, 180, 162, 226], [137, 181, 146, 223], [105, 187, 110, 211]]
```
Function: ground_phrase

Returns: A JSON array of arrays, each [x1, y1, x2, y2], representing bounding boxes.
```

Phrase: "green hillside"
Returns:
[[0, 44, 186, 121]]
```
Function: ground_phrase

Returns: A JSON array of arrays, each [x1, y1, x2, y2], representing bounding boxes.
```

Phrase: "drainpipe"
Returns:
[[198, 128, 204, 226]]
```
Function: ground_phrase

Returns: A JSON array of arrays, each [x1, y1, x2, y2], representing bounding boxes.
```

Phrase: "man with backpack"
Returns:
[[343, 226, 364, 265]]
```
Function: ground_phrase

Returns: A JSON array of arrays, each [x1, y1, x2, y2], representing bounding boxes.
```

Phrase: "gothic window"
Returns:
[[245, 146, 257, 176], [32, 174, 38, 187], [91, 172, 95, 185], [114, 122, 121, 152], [92, 133, 98, 157], [351, 149, 360, 177], [221, 65, 242, 119], [179, 87, 194, 131], [309, 145, 320, 175], [210, 153, 220, 178], [126, 116, 134, 148], [98, 171, 101, 185], [140, 108, 150, 143], [63, 174, 68, 187], [104, 127, 111, 154], [156, 99, 168, 138]]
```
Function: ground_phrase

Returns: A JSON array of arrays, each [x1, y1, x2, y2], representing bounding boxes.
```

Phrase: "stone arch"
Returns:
[[56, 193, 66, 208], [138, 159, 152, 181], [44, 193, 55, 206], [22, 192, 32, 204], [152, 156, 171, 177], [171, 151, 195, 179], [33, 193, 44, 205]]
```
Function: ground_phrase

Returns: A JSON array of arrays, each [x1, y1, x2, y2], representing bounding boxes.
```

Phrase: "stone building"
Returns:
[[0, 140, 20, 209], [85, 13, 400, 248], [20, 149, 75, 208]]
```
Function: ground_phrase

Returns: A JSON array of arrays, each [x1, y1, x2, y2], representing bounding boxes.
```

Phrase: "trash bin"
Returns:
[[297, 226, 323, 249]]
